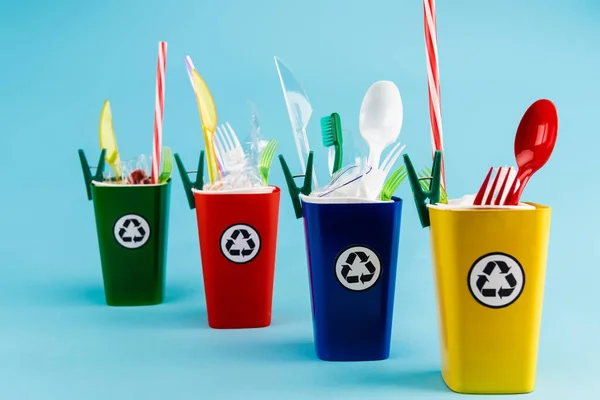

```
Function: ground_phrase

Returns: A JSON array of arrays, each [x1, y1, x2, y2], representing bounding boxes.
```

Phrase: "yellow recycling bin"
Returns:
[[428, 203, 551, 394]]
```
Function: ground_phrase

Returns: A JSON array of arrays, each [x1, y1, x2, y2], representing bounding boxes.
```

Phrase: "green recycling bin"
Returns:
[[79, 149, 171, 306]]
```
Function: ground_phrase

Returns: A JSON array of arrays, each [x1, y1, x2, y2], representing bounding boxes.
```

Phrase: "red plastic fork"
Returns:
[[473, 166, 516, 206], [473, 167, 493, 205]]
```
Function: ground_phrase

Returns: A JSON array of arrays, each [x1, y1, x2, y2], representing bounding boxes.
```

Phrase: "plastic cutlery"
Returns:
[[259, 139, 279, 185], [359, 81, 403, 169], [215, 122, 245, 172], [379, 166, 407, 201], [310, 164, 360, 197], [473, 166, 517, 206], [316, 165, 371, 198], [99, 100, 122, 180], [504, 99, 558, 205], [355, 141, 406, 200], [274, 56, 318, 188], [189, 66, 220, 184], [381, 142, 406, 175]]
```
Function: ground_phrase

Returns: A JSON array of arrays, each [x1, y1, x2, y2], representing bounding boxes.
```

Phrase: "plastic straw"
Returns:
[[152, 41, 167, 184], [424, 0, 446, 189]]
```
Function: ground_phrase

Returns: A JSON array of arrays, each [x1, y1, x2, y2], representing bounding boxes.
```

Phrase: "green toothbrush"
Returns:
[[320, 112, 344, 175]]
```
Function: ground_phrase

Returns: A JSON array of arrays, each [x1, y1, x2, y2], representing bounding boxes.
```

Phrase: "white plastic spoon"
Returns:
[[358, 81, 403, 169]]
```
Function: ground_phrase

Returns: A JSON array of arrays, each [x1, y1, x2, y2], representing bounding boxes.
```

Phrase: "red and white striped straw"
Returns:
[[151, 41, 167, 184], [424, 0, 446, 190]]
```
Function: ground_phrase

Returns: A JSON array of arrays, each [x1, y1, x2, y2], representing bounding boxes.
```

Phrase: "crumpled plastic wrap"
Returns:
[[204, 156, 263, 191], [102, 154, 153, 185]]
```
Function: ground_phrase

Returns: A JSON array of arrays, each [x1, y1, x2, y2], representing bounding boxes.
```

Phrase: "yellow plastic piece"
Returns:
[[428, 203, 551, 394], [99, 100, 122, 180], [190, 69, 220, 184]]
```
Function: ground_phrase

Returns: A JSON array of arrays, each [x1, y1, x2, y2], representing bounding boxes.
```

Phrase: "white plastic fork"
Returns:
[[356, 141, 406, 200], [214, 122, 246, 172], [473, 166, 517, 206], [380, 141, 406, 175]]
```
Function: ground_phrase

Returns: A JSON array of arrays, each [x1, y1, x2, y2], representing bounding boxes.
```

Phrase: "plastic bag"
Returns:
[[205, 155, 263, 191]]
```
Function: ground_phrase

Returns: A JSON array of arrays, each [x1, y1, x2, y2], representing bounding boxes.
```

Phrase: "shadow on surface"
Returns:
[[39, 282, 107, 306], [109, 306, 210, 329], [38, 281, 198, 307], [163, 284, 199, 304], [341, 369, 446, 392], [224, 339, 319, 362]]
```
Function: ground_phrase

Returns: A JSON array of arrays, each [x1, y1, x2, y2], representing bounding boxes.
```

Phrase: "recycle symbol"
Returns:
[[113, 214, 150, 249], [220, 224, 261, 264], [118, 219, 147, 244], [335, 246, 381, 291], [468, 252, 525, 308], [225, 228, 256, 257], [476, 260, 517, 299], [341, 251, 377, 285]]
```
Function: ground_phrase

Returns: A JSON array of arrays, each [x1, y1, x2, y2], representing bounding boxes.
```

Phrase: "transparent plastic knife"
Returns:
[[274, 56, 319, 189]]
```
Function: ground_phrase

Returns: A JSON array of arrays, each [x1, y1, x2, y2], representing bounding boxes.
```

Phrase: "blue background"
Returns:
[[0, 0, 597, 398]]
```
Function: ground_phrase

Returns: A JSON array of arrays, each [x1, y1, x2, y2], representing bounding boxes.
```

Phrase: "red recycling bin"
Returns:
[[193, 186, 281, 329]]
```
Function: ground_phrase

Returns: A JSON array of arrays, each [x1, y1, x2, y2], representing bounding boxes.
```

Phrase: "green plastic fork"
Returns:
[[259, 139, 279, 185], [379, 165, 408, 201]]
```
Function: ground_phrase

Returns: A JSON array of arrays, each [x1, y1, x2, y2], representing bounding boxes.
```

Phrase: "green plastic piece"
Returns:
[[158, 146, 173, 183], [174, 150, 205, 210], [320, 112, 344, 175], [259, 139, 279, 185], [419, 166, 448, 204], [380, 165, 407, 201], [279, 151, 314, 219], [403, 150, 442, 228], [78, 148, 107, 201], [195, 151, 205, 190], [91, 180, 171, 306]]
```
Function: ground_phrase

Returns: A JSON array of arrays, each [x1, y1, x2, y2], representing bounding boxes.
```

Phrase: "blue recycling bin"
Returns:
[[301, 196, 403, 361]]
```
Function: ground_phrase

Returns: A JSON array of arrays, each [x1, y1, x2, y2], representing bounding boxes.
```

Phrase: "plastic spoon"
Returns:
[[505, 99, 558, 205], [358, 81, 403, 168]]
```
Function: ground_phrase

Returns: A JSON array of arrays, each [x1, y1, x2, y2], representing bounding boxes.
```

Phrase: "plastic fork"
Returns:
[[215, 122, 245, 171], [381, 142, 406, 175], [356, 141, 405, 199], [259, 139, 279, 185], [473, 166, 517, 206], [379, 165, 408, 201]]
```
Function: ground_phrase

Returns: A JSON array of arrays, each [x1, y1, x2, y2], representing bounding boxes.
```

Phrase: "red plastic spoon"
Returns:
[[505, 99, 558, 205]]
